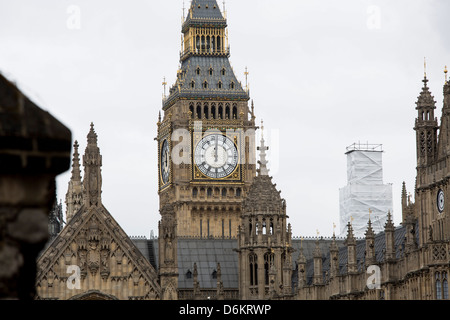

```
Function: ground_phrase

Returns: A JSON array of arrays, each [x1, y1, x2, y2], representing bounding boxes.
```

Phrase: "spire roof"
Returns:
[[183, 0, 226, 29], [384, 211, 395, 231], [257, 120, 269, 176], [243, 125, 285, 213], [416, 75, 436, 108], [87, 122, 98, 146], [365, 218, 375, 238], [70, 140, 81, 182]]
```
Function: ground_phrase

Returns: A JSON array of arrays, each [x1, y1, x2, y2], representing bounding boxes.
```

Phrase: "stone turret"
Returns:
[[237, 122, 293, 300], [345, 222, 357, 274], [313, 238, 323, 285], [297, 241, 307, 290], [329, 233, 340, 278], [384, 211, 395, 261], [83, 123, 103, 208], [365, 218, 376, 267]]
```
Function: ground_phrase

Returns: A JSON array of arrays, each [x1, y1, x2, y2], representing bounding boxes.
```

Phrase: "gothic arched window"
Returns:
[[436, 272, 442, 300], [225, 105, 231, 119], [218, 104, 223, 119], [249, 253, 258, 287], [189, 104, 194, 119], [192, 188, 198, 198], [264, 253, 274, 286], [232, 106, 238, 119], [211, 104, 216, 119]]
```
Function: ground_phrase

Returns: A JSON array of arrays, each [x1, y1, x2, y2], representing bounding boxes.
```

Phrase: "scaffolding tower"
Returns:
[[339, 143, 393, 238]]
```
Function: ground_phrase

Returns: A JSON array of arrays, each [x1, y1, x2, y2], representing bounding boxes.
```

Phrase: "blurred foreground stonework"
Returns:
[[0, 73, 71, 300]]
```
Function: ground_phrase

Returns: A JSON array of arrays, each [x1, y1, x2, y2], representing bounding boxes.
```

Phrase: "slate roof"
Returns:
[[131, 237, 347, 290], [301, 224, 410, 286], [163, 56, 249, 110], [183, 0, 226, 32]]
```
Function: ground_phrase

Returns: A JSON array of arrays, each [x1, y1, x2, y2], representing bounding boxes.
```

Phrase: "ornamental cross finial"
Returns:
[[244, 67, 249, 92], [162, 77, 167, 98]]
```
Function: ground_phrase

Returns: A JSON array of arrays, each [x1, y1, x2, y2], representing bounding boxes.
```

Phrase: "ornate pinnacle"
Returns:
[[257, 120, 269, 176], [87, 122, 98, 146], [346, 221, 355, 242], [365, 217, 375, 238], [385, 210, 395, 231], [71, 140, 81, 181]]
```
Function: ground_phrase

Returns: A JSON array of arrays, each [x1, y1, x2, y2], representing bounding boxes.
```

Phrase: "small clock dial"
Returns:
[[194, 134, 239, 179], [437, 189, 445, 213], [161, 139, 170, 184]]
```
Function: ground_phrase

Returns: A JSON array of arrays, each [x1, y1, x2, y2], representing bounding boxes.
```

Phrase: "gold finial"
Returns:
[[333, 223, 336, 234], [350, 216, 354, 225], [300, 236, 304, 249], [162, 77, 167, 98], [369, 208, 372, 220], [445, 65, 448, 83], [244, 67, 249, 92], [316, 229, 320, 237]]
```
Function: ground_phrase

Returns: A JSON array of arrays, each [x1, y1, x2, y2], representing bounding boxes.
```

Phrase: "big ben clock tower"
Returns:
[[157, 0, 257, 239]]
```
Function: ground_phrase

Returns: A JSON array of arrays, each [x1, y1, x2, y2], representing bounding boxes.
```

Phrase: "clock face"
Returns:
[[161, 139, 170, 184], [194, 134, 239, 179], [437, 189, 445, 213]]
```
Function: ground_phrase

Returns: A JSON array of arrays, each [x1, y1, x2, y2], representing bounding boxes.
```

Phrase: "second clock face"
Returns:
[[161, 139, 170, 185], [194, 134, 239, 179], [437, 189, 445, 213]]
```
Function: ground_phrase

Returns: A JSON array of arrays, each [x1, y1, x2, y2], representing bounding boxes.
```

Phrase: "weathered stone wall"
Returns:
[[0, 73, 71, 299]]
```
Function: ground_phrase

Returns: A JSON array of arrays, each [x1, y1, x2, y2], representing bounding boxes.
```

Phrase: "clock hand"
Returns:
[[214, 136, 219, 162]]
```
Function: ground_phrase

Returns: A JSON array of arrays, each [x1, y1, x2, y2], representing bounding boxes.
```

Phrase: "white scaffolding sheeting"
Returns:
[[339, 148, 393, 238]]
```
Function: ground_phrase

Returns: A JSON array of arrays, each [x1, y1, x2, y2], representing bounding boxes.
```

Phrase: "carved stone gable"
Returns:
[[36, 205, 161, 300]]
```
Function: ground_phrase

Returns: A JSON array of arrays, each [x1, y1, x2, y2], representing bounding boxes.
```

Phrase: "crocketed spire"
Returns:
[[65, 140, 83, 223], [83, 123, 102, 208], [70, 140, 81, 182], [242, 124, 284, 213], [365, 217, 375, 239], [416, 75, 436, 108], [257, 120, 269, 176]]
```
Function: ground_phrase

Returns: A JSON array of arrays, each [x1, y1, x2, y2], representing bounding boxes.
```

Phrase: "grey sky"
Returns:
[[1, 0, 449, 238]]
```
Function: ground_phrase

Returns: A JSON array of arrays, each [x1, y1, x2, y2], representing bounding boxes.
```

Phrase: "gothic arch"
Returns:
[[69, 290, 118, 300]]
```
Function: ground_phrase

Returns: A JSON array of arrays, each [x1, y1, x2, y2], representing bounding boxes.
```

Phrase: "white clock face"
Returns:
[[161, 139, 170, 184], [194, 134, 238, 179], [438, 189, 445, 213]]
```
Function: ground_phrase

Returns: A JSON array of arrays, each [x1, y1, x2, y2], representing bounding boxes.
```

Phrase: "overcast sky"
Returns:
[[1, 0, 449, 238]]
